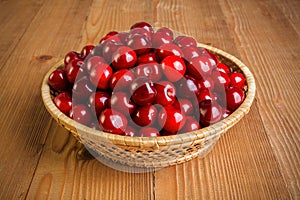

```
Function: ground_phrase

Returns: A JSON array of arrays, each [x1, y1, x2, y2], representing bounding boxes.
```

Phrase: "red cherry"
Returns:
[[154, 81, 176, 106], [158, 105, 186, 133], [187, 56, 213, 79], [199, 100, 222, 126], [160, 129, 177, 136], [127, 33, 152, 55], [70, 104, 92, 126], [130, 22, 153, 35], [109, 69, 134, 91], [65, 58, 84, 84], [135, 62, 162, 82], [54, 92, 72, 115], [64, 51, 80, 66], [151, 31, 172, 48], [99, 34, 121, 44], [98, 109, 127, 134], [156, 27, 174, 39], [217, 63, 230, 74], [212, 70, 231, 92], [72, 76, 95, 102], [155, 43, 183, 61], [89, 91, 110, 116], [200, 48, 219, 65], [89, 63, 113, 90], [137, 52, 158, 64], [173, 35, 197, 48], [222, 109, 232, 119], [182, 46, 201, 62], [226, 87, 245, 111], [80, 45, 95, 59], [123, 126, 137, 137], [173, 98, 194, 116], [86, 56, 106, 73], [132, 105, 157, 127], [112, 46, 137, 70], [139, 127, 160, 137], [128, 28, 152, 41], [48, 69, 69, 91], [229, 72, 246, 88], [176, 75, 201, 98], [131, 81, 157, 106], [180, 116, 201, 133], [161, 56, 186, 82], [117, 32, 130, 44], [198, 76, 214, 91], [109, 92, 135, 115], [102, 40, 123, 63], [197, 89, 215, 103]]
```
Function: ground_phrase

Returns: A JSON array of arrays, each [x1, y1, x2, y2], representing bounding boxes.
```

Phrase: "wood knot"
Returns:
[[37, 55, 53, 62]]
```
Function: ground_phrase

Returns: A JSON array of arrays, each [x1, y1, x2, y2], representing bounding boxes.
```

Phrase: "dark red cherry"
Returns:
[[226, 87, 245, 111], [117, 32, 130, 44], [70, 104, 92, 126], [151, 31, 173, 48], [86, 56, 106, 73], [102, 40, 123, 63], [89, 63, 113, 90], [160, 129, 177, 136], [229, 72, 246, 88], [173, 98, 194, 115], [222, 109, 232, 119], [132, 105, 157, 127], [187, 56, 213, 79], [131, 81, 157, 106], [48, 69, 69, 91], [212, 70, 231, 92], [64, 51, 80, 66], [176, 75, 201, 98], [217, 63, 230, 74], [99, 33, 121, 44], [109, 92, 135, 115], [72, 76, 95, 102], [182, 46, 201, 62], [140, 127, 160, 137], [200, 48, 219, 65], [197, 89, 215, 103], [127, 33, 152, 55], [98, 109, 127, 134], [158, 105, 186, 133], [135, 62, 162, 82], [128, 28, 152, 41], [173, 35, 197, 48], [198, 76, 214, 91], [154, 81, 176, 106], [137, 52, 158, 64], [180, 116, 201, 133], [65, 58, 84, 84], [155, 43, 183, 61], [123, 126, 137, 137], [80, 45, 95, 59], [89, 91, 110, 116], [161, 56, 186, 82], [199, 100, 222, 126], [109, 69, 134, 91], [130, 22, 153, 35], [54, 92, 72, 116], [112, 46, 137, 70], [156, 27, 174, 39]]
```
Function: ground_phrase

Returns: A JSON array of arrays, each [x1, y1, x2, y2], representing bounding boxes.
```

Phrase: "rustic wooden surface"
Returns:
[[0, 0, 299, 199]]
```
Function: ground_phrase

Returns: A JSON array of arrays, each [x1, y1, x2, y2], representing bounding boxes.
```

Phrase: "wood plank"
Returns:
[[219, 0, 300, 197], [26, 0, 155, 199], [0, 0, 91, 199]]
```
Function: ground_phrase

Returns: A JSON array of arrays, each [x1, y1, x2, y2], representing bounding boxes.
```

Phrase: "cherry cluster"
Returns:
[[48, 22, 246, 137]]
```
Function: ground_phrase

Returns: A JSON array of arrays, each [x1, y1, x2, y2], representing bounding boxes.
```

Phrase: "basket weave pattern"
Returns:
[[41, 43, 256, 169]]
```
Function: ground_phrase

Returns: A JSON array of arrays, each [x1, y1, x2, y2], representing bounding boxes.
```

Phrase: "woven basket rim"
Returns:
[[41, 43, 256, 148]]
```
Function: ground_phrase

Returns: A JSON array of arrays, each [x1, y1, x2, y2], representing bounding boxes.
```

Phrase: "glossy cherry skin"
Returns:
[[89, 91, 110, 116], [199, 100, 222, 126], [187, 56, 213, 79], [70, 104, 92, 126], [137, 52, 158, 64], [65, 58, 84, 84], [173, 98, 194, 115], [54, 92, 72, 116], [155, 43, 183, 61], [80, 45, 95, 59], [130, 22, 153, 35], [109, 69, 134, 91], [117, 32, 130, 44], [132, 105, 157, 127], [229, 72, 246, 88], [112, 46, 137, 70], [123, 126, 137, 137], [89, 63, 113, 90], [176, 75, 201, 98], [154, 81, 176, 106], [222, 109, 232, 119], [156, 27, 174, 39], [99, 33, 121, 44], [109, 92, 135, 115], [173, 35, 197, 48], [158, 105, 186, 133], [217, 63, 230, 74], [226, 87, 245, 111], [131, 81, 157, 106], [72, 76, 95, 102], [127, 33, 152, 55], [198, 76, 214, 91], [161, 56, 186, 82], [182, 46, 201, 62], [135, 62, 162, 82], [86, 56, 106, 73], [151, 31, 173, 48], [180, 116, 201, 133], [139, 127, 160, 137], [98, 108, 127, 134], [102, 41, 123, 63], [48, 69, 69, 91], [64, 51, 80, 66], [197, 89, 215, 103], [128, 28, 152, 41], [212, 70, 231, 92]]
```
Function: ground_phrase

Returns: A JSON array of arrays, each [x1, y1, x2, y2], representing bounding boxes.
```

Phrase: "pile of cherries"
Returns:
[[48, 22, 246, 137]]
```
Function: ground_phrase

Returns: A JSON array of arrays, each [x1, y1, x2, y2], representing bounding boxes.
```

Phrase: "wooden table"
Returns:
[[0, 0, 299, 199]]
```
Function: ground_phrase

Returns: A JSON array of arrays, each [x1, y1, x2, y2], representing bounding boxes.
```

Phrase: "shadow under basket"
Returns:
[[41, 43, 256, 172]]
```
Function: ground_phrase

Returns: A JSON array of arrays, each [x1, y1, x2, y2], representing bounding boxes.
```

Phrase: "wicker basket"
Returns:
[[41, 43, 256, 171]]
